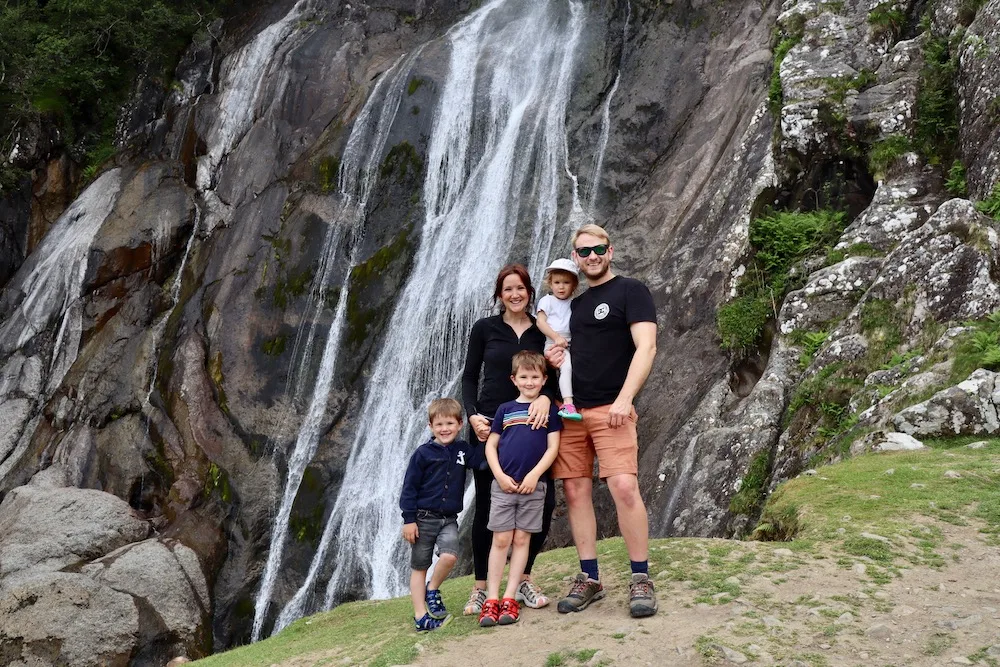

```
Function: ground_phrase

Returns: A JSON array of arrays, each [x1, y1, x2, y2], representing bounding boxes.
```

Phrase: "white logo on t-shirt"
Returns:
[[456, 451, 466, 465], [594, 303, 610, 320]]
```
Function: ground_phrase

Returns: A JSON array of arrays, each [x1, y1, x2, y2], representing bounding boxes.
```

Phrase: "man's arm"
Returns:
[[608, 321, 657, 428]]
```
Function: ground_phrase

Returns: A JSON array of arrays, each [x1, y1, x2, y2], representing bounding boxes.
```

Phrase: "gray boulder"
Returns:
[[0, 484, 149, 581], [893, 369, 1000, 436], [0, 571, 139, 667]]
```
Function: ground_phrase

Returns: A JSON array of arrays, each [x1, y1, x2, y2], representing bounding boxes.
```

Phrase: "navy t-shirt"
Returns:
[[569, 276, 657, 407], [489, 400, 562, 482]]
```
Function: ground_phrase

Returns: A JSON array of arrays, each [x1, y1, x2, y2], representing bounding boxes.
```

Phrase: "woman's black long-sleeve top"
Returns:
[[462, 314, 559, 421]]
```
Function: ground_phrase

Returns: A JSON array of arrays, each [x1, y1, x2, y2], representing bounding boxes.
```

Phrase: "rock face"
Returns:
[[894, 369, 1000, 436], [0, 0, 998, 659]]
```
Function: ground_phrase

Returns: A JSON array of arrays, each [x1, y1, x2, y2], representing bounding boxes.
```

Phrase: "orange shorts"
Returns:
[[552, 404, 639, 479]]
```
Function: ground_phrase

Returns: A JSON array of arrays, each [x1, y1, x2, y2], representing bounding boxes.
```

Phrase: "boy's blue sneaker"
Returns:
[[425, 589, 448, 619], [415, 612, 452, 632]]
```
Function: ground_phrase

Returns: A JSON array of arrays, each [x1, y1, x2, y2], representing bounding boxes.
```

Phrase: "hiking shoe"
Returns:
[[515, 579, 550, 609], [479, 598, 501, 627], [629, 573, 658, 618], [557, 573, 605, 613], [464, 587, 487, 616], [425, 589, 447, 619], [498, 597, 520, 625], [558, 403, 583, 421], [415, 612, 452, 632]]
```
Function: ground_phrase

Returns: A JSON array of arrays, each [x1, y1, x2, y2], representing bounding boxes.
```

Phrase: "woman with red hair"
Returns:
[[461, 263, 558, 615]]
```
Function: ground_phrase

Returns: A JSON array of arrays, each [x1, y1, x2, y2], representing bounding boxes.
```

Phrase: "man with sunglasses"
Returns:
[[546, 223, 658, 618]]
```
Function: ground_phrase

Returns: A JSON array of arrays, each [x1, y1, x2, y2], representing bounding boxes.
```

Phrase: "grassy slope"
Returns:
[[198, 438, 1000, 666]]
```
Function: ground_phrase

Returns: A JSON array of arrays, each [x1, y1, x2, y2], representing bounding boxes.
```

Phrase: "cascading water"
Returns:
[[587, 0, 630, 215], [0, 169, 123, 477], [250, 52, 420, 642], [267, 0, 587, 634]]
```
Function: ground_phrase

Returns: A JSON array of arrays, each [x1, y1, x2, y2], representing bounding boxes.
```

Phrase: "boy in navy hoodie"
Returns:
[[400, 398, 481, 631]]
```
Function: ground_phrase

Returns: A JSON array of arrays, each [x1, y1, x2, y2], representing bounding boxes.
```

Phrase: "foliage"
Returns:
[[824, 69, 876, 104], [729, 450, 772, 515], [750, 490, 801, 541], [380, 141, 423, 181], [868, 135, 912, 180], [0, 0, 228, 183], [950, 311, 1000, 382], [204, 462, 233, 503], [868, 3, 906, 41], [316, 155, 340, 194], [719, 210, 846, 354], [975, 182, 1000, 220], [914, 30, 961, 165], [824, 241, 882, 265], [768, 30, 804, 116], [262, 335, 287, 357], [945, 160, 968, 197], [790, 329, 829, 369], [406, 77, 425, 96]]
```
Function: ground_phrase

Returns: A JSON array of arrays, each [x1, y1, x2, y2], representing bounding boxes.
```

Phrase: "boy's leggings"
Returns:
[[471, 466, 556, 581]]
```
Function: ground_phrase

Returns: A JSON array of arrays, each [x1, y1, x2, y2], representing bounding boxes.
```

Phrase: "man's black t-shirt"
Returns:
[[569, 276, 656, 408]]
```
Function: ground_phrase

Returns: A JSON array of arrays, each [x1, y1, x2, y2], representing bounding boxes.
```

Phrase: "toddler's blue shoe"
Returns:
[[425, 588, 448, 619], [415, 612, 452, 632]]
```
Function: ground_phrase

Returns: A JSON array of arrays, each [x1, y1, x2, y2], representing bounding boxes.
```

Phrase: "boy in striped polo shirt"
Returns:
[[480, 351, 562, 627]]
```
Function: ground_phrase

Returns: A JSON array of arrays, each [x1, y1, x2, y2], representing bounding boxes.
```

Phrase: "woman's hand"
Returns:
[[553, 335, 569, 349], [527, 395, 551, 430], [469, 414, 491, 441]]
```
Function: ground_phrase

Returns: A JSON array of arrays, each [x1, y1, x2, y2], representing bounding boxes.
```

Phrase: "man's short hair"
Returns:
[[511, 350, 547, 375], [572, 223, 611, 246], [428, 398, 463, 422]]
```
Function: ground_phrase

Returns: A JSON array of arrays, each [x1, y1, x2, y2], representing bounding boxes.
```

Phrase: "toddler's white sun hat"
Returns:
[[544, 258, 579, 277]]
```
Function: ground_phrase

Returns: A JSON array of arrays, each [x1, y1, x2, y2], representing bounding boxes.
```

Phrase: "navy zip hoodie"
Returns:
[[399, 439, 484, 524]]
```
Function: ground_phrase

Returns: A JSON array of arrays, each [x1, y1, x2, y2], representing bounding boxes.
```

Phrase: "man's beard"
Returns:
[[583, 262, 609, 280]]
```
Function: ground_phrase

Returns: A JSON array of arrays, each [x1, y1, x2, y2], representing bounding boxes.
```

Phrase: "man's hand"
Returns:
[[608, 396, 634, 429], [527, 395, 551, 430], [402, 522, 419, 544], [518, 472, 539, 494], [497, 473, 519, 493], [545, 345, 566, 368], [469, 414, 491, 441]]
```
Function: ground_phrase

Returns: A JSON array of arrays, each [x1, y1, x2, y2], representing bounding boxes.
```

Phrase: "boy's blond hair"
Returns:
[[572, 223, 611, 245], [428, 398, 463, 422], [511, 350, 547, 376]]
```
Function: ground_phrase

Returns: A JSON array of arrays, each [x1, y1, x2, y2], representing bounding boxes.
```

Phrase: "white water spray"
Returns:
[[265, 0, 586, 633], [251, 52, 420, 641]]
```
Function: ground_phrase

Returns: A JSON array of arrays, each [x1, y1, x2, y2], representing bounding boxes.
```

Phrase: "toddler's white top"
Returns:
[[537, 294, 572, 336]]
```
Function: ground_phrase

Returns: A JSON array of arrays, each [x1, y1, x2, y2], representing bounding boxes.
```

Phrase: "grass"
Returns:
[[868, 134, 913, 180], [193, 441, 1000, 666], [975, 181, 1000, 220], [769, 28, 804, 115]]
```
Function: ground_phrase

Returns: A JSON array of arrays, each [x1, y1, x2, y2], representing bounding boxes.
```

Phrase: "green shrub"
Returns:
[[769, 30, 804, 115], [951, 311, 1000, 381], [718, 293, 772, 353], [975, 182, 1000, 220], [914, 31, 960, 165], [791, 329, 829, 368], [868, 3, 907, 41], [945, 160, 968, 196], [730, 450, 772, 515], [719, 210, 847, 354], [868, 135, 913, 179]]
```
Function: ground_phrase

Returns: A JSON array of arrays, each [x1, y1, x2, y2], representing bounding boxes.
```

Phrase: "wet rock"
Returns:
[[894, 369, 1000, 436]]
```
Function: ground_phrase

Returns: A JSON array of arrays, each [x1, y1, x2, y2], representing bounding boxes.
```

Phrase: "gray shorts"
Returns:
[[410, 510, 459, 571], [487, 480, 547, 533]]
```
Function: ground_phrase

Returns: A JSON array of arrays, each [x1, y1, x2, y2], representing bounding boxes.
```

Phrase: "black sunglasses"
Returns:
[[574, 244, 609, 258]]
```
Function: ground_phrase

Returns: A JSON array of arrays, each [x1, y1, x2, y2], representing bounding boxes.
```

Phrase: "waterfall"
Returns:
[[587, 0, 631, 215], [250, 52, 420, 642], [267, 0, 586, 633], [0, 169, 123, 479]]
